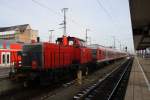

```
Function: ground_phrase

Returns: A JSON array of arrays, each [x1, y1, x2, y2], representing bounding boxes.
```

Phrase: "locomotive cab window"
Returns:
[[79, 41, 86, 47], [69, 40, 74, 45]]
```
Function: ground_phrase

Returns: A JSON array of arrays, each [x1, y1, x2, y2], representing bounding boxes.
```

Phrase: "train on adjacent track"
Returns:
[[9, 35, 128, 85], [0, 43, 22, 67]]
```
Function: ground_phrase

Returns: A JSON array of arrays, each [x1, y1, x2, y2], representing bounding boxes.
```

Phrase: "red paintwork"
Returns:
[[17, 36, 93, 70], [43, 43, 74, 69], [97, 47, 106, 60], [0, 43, 22, 65], [95, 46, 127, 62], [42, 38, 92, 69], [10, 43, 22, 50], [10, 36, 128, 82], [17, 36, 127, 70]]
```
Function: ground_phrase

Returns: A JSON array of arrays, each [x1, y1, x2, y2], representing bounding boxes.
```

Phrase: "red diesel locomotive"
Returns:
[[10, 36, 93, 83], [10, 36, 127, 85]]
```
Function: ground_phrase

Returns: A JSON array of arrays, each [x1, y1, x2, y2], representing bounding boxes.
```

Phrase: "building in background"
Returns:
[[0, 24, 38, 43], [0, 24, 38, 67]]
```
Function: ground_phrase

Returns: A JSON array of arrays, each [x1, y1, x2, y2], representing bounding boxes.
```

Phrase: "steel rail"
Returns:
[[73, 58, 131, 100], [107, 58, 132, 100]]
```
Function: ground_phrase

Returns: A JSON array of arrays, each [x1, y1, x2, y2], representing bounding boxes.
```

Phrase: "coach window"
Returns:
[[99, 50, 101, 55], [7, 54, 9, 63], [72, 40, 78, 47], [3, 54, 5, 64]]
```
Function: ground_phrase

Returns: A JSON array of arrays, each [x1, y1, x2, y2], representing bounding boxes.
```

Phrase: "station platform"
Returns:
[[125, 57, 150, 100]]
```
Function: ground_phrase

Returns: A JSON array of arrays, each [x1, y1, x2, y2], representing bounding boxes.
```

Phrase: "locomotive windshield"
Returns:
[[22, 44, 42, 67], [56, 36, 86, 47]]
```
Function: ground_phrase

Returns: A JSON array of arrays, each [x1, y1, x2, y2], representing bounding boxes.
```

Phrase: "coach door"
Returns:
[[1, 52, 10, 67]]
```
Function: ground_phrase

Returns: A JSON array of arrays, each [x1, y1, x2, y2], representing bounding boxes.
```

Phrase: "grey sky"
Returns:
[[0, 0, 134, 52]]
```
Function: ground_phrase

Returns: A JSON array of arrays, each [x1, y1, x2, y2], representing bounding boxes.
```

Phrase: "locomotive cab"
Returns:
[[56, 36, 86, 47]]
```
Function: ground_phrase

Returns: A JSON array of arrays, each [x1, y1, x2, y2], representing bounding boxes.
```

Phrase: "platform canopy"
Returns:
[[129, 0, 150, 50]]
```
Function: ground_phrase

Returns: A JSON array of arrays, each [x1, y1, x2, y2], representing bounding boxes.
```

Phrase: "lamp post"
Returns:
[[61, 8, 68, 36], [112, 36, 116, 49], [49, 30, 54, 42], [86, 29, 90, 44]]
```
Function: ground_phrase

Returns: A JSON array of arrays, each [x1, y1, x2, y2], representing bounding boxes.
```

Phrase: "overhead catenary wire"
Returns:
[[32, 0, 89, 43], [31, 0, 87, 31], [96, 0, 119, 30], [31, 0, 110, 38], [32, 0, 94, 44], [96, 0, 125, 48], [96, 0, 113, 20], [32, 0, 60, 16]]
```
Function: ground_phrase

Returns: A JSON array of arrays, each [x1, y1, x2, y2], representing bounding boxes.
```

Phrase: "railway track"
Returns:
[[73, 57, 133, 100], [0, 58, 128, 100]]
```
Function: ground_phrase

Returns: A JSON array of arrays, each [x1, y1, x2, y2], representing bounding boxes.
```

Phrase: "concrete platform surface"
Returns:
[[125, 57, 150, 100]]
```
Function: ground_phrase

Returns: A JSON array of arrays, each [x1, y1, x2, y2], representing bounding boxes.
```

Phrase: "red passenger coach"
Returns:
[[89, 44, 128, 63], [0, 43, 22, 67], [89, 45, 107, 63]]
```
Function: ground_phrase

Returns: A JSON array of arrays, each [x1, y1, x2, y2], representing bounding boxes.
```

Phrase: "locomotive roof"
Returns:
[[57, 36, 85, 42], [71, 36, 85, 42]]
